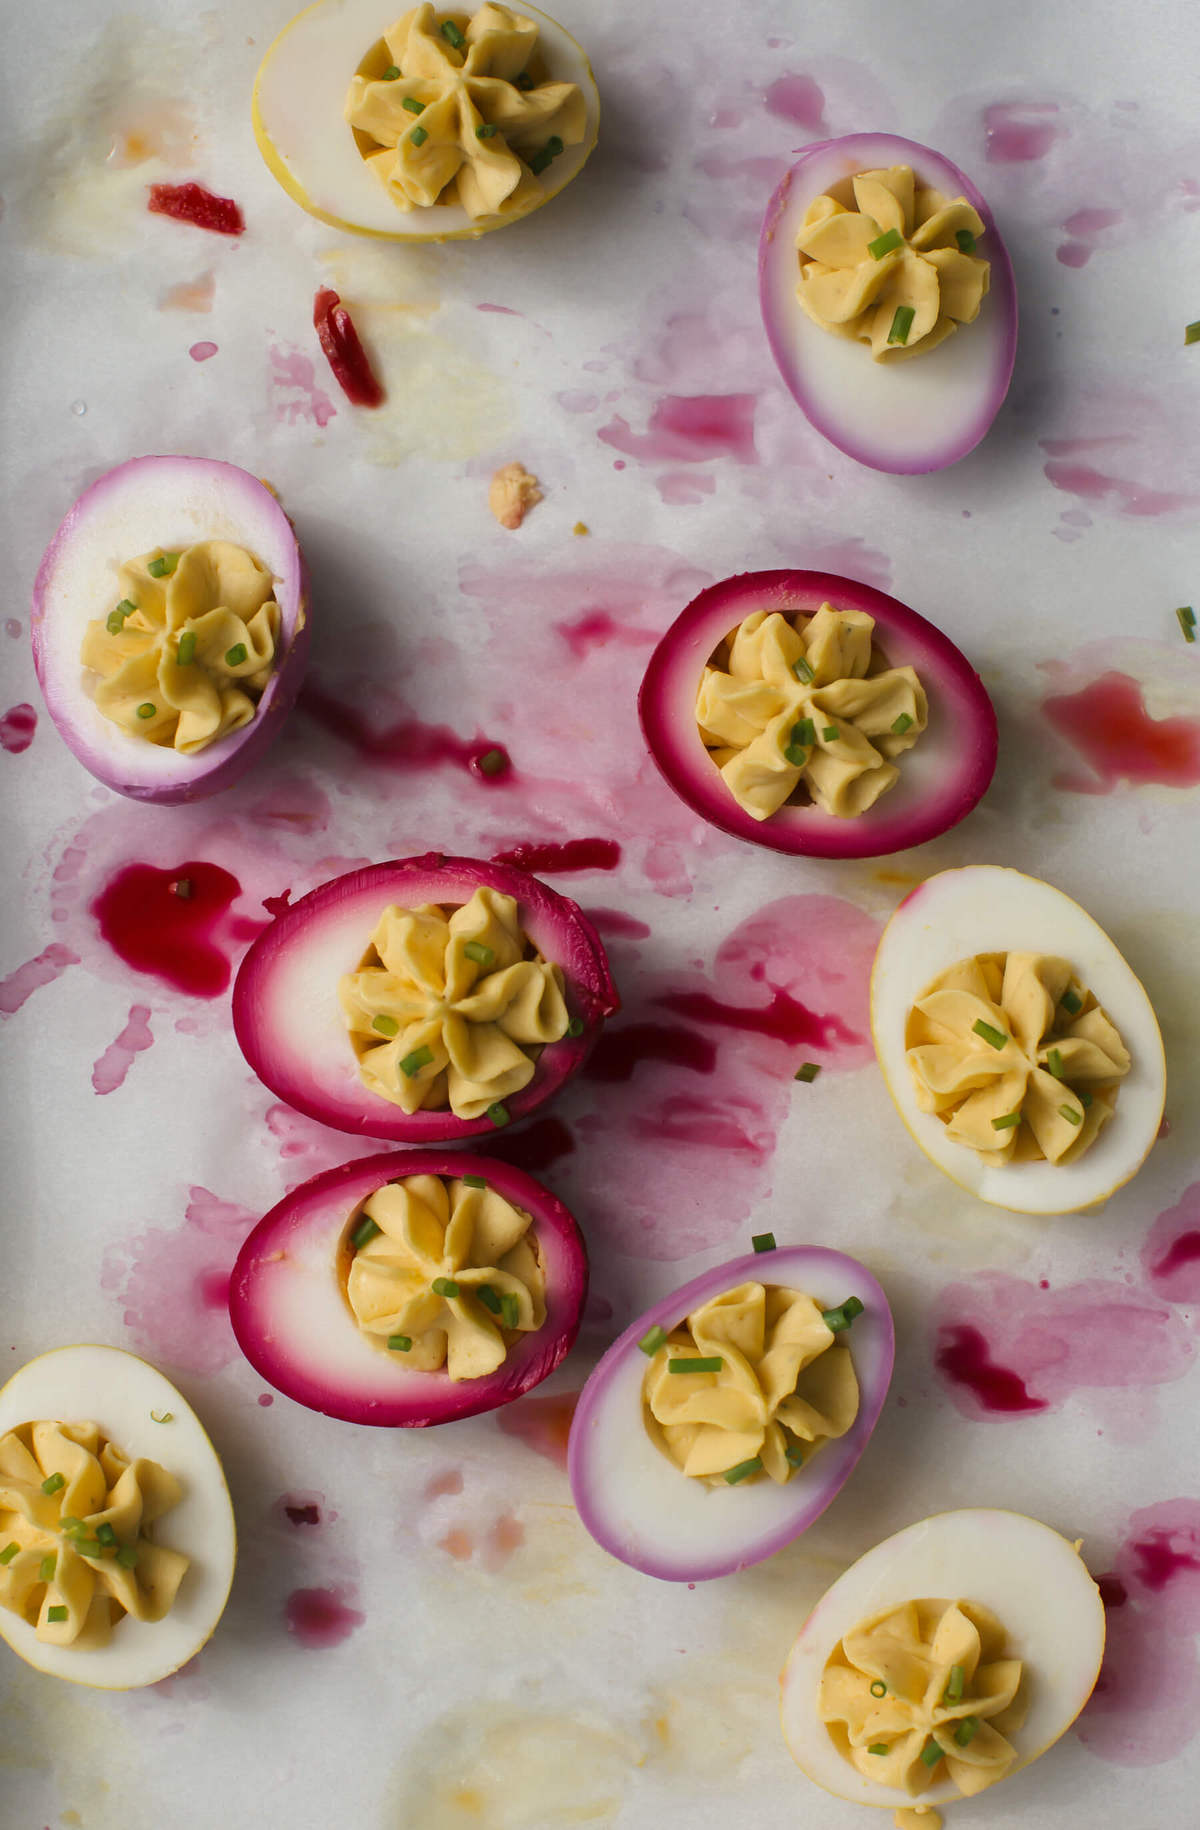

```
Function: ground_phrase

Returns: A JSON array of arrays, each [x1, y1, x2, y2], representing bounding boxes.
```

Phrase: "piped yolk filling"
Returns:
[[796, 164, 990, 361], [80, 539, 281, 754], [642, 1281, 859, 1487], [338, 887, 569, 1120], [344, 1173, 546, 1379], [697, 604, 927, 821], [0, 1420, 188, 1649], [820, 1598, 1026, 1800], [906, 951, 1131, 1165], [345, 4, 587, 220]]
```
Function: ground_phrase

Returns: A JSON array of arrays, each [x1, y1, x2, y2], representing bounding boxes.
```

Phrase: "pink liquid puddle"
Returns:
[[1141, 1181, 1200, 1304], [495, 1390, 580, 1470], [657, 471, 717, 506], [983, 101, 1065, 163], [585, 1020, 717, 1083], [934, 1324, 1047, 1415], [1041, 444, 1197, 518], [763, 73, 827, 131], [598, 394, 758, 465], [284, 1585, 365, 1649], [425, 1470, 464, 1500], [0, 943, 79, 1016], [101, 1186, 258, 1376], [1041, 672, 1200, 793], [300, 680, 512, 782], [1056, 207, 1123, 268], [553, 610, 657, 661], [91, 1003, 154, 1094], [91, 861, 266, 997], [188, 340, 218, 361], [489, 838, 620, 874], [1, 704, 36, 753], [584, 908, 651, 941], [268, 343, 337, 428]]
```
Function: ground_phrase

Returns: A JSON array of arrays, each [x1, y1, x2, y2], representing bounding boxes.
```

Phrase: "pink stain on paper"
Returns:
[[1056, 206, 1124, 268], [763, 74, 827, 132], [1142, 1182, 1200, 1304], [1040, 673, 1200, 793], [101, 1186, 257, 1375], [495, 1390, 581, 1470], [189, 340, 218, 362], [269, 342, 337, 429], [1, 705, 37, 753], [0, 944, 79, 1016], [91, 1004, 154, 1094], [284, 1585, 365, 1649], [597, 395, 758, 466], [1041, 447, 1198, 519], [984, 102, 1066, 163]]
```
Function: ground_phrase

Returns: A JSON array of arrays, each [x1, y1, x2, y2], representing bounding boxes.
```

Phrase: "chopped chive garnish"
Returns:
[[869, 1679, 888, 1697], [383, 66, 402, 80], [868, 1743, 890, 1756], [97, 1522, 117, 1547], [528, 145, 555, 175], [843, 1296, 865, 1319], [476, 122, 498, 139], [400, 1045, 434, 1077], [972, 1018, 1009, 1050], [116, 1544, 139, 1568], [991, 1111, 1021, 1130], [567, 1016, 585, 1037], [639, 1324, 668, 1356], [752, 1231, 776, 1253], [118, 598, 137, 615], [59, 1518, 83, 1534], [149, 1410, 173, 1424], [499, 1293, 520, 1330], [954, 1716, 979, 1747], [47, 1605, 68, 1622], [792, 717, 815, 747], [546, 136, 563, 157], [891, 712, 914, 735], [41, 1473, 65, 1496], [441, 18, 465, 46], [0, 1543, 18, 1565], [170, 878, 193, 899], [794, 1062, 820, 1083], [463, 1175, 487, 1189], [822, 1296, 865, 1332], [39, 1555, 56, 1582], [956, 228, 977, 254], [463, 940, 495, 967], [1061, 987, 1083, 1015], [106, 608, 128, 634], [176, 631, 197, 665], [147, 553, 179, 578], [1059, 1104, 1083, 1126], [784, 1435, 805, 1467], [1079, 1088, 1094, 1108], [486, 1100, 510, 1128], [944, 1663, 965, 1703], [722, 1456, 762, 1485], [920, 1739, 943, 1768], [371, 1014, 400, 1037], [136, 702, 156, 720], [477, 747, 507, 775], [1186, 322, 1200, 346], [887, 305, 915, 346], [224, 642, 248, 668], [477, 1284, 503, 1315], [868, 226, 902, 259], [1177, 606, 1197, 643], [515, 70, 533, 90], [822, 725, 839, 741], [667, 1356, 724, 1375], [387, 1333, 412, 1352], [401, 95, 425, 114], [410, 124, 429, 146], [1046, 1046, 1065, 1079], [783, 744, 808, 767], [793, 656, 814, 683], [432, 1277, 460, 1299], [352, 1215, 382, 1250]]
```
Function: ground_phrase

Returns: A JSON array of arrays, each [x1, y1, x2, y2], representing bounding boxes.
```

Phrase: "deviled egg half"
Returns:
[[760, 134, 1017, 473], [871, 867, 1166, 1214], [569, 1241, 893, 1582], [31, 456, 309, 804], [254, 0, 600, 241], [782, 1509, 1105, 1817], [639, 569, 997, 859], [230, 1151, 587, 1425], [0, 1346, 236, 1689]]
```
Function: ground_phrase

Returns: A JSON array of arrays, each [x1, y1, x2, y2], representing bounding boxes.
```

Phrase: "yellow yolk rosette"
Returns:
[[0, 1420, 188, 1649], [79, 540, 281, 754], [346, 4, 587, 219], [346, 1173, 546, 1379], [906, 952, 1131, 1166], [697, 604, 927, 821], [642, 1281, 860, 1487], [820, 1598, 1025, 1799], [339, 886, 569, 1119], [796, 165, 990, 361]]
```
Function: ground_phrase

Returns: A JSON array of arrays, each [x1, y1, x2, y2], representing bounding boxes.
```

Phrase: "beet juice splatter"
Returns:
[[147, 182, 245, 236], [284, 1585, 365, 1649], [90, 862, 265, 997], [0, 704, 36, 753], [300, 682, 511, 781], [934, 1323, 1048, 1415], [1042, 672, 1200, 792], [490, 838, 620, 873], [313, 288, 384, 408]]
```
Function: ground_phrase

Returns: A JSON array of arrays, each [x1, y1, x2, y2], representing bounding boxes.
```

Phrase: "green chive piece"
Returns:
[[887, 304, 915, 346], [464, 940, 495, 968], [1185, 321, 1200, 346], [118, 598, 138, 615], [176, 631, 197, 666], [171, 878, 193, 899], [352, 1215, 382, 1250], [224, 642, 248, 668], [477, 747, 507, 776], [667, 1356, 724, 1375], [147, 553, 179, 578], [920, 1739, 943, 1769], [463, 1175, 487, 1189], [0, 1543, 18, 1565], [149, 1410, 173, 1424], [432, 1277, 460, 1299], [59, 1518, 84, 1535], [792, 716, 815, 747], [972, 1018, 1009, 1051], [868, 227, 902, 259], [869, 1679, 887, 1698], [106, 609, 128, 635], [97, 1522, 117, 1547], [486, 1100, 510, 1128], [794, 1062, 820, 1083], [515, 71, 533, 90], [546, 136, 564, 157], [47, 1605, 68, 1623], [891, 712, 914, 735], [499, 1292, 520, 1330], [477, 1284, 503, 1315], [387, 1333, 412, 1352], [991, 1111, 1021, 1131], [944, 1663, 965, 1703], [116, 1544, 139, 1569], [793, 656, 814, 684], [402, 95, 425, 114], [1061, 987, 1083, 1015], [74, 1537, 101, 1556], [1059, 1104, 1083, 1127], [955, 1716, 979, 1747], [136, 702, 157, 720], [39, 1555, 56, 1582], [567, 1016, 585, 1037], [441, 19, 465, 47], [411, 124, 429, 146], [40, 1473, 65, 1496], [867, 1743, 890, 1756], [476, 122, 498, 139], [639, 1324, 668, 1356], [1046, 1046, 1065, 1079], [528, 146, 554, 175], [842, 1296, 865, 1320], [383, 66, 403, 81], [400, 1045, 434, 1077], [822, 1296, 864, 1332], [722, 1456, 762, 1485], [956, 228, 977, 254], [783, 743, 808, 767], [1079, 1088, 1094, 1108], [1177, 606, 1197, 643], [822, 725, 839, 742], [785, 1438, 805, 1467], [371, 1014, 400, 1038], [751, 1231, 776, 1254]]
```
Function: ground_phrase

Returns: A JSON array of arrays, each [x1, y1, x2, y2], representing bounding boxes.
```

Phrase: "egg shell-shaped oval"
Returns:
[[253, 0, 600, 241], [229, 1149, 587, 1424], [760, 134, 1017, 473], [31, 455, 309, 804], [638, 570, 997, 858], [232, 853, 617, 1141], [0, 1345, 236, 1690], [871, 866, 1166, 1214], [781, 1507, 1105, 1808], [568, 1246, 894, 1582]]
